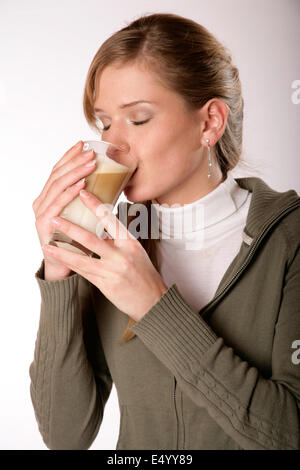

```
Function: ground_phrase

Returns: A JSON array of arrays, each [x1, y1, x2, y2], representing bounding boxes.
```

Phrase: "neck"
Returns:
[[152, 158, 225, 207]]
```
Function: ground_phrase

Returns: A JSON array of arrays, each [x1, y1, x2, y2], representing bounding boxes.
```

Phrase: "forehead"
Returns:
[[93, 62, 180, 112]]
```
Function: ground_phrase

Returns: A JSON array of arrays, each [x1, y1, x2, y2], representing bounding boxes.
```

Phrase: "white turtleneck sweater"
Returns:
[[152, 172, 252, 313]]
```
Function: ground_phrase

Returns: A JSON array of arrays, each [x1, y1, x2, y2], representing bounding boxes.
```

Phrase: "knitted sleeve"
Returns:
[[29, 259, 113, 450], [129, 247, 300, 450]]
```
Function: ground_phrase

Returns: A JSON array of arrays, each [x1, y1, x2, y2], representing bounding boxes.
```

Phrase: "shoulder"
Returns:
[[278, 205, 300, 255], [268, 203, 300, 271]]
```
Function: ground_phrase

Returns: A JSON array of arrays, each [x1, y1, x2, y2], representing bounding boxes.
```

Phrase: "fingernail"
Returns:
[[76, 178, 85, 186], [75, 141, 82, 148], [83, 149, 94, 157], [85, 159, 97, 167], [51, 217, 61, 226], [80, 190, 89, 198]]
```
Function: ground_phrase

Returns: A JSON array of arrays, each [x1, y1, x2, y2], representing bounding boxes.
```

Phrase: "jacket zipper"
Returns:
[[173, 376, 179, 449], [200, 200, 300, 316]]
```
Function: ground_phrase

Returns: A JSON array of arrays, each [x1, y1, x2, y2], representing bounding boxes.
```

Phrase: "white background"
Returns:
[[0, 0, 299, 450]]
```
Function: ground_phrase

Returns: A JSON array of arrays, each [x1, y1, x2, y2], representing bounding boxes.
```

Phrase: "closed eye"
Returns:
[[101, 119, 151, 132]]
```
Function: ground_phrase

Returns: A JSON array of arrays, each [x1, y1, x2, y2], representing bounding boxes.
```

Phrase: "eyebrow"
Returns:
[[94, 100, 155, 113]]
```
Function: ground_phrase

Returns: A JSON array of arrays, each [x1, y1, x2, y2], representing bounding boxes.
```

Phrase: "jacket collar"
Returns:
[[124, 177, 300, 241], [198, 176, 300, 318], [235, 177, 300, 241]]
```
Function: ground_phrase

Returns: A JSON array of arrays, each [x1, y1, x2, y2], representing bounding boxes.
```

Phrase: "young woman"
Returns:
[[30, 13, 300, 450]]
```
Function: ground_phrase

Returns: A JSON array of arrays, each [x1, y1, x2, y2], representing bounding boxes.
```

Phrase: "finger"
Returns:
[[33, 141, 84, 214], [42, 244, 103, 277], [64, 262, 110, 285], [53, 141, 84, 171], [79, 190, 136, 243], [49, 215, 114, 259], [38, 177, 87, 222], [41, 142, 87, 199], [36, 155, 96, 217]]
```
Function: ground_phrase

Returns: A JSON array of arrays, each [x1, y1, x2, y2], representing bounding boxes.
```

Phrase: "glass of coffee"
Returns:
[[50, 140, 134, 256]]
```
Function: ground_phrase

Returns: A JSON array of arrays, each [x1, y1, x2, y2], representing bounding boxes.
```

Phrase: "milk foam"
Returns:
[[95, 156, 131, 174]]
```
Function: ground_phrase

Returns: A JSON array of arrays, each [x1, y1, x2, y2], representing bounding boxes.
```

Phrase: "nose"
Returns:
[[102, 120, 130, 152], [101, 122, 131, 164], [106, 141, 130, 156], [105, 141, 132, 168], [115, 142, 130, 153]]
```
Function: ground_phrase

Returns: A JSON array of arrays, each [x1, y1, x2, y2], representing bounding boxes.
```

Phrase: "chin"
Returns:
[[124, 188, 146, 203], [124, 185, 156, 203]]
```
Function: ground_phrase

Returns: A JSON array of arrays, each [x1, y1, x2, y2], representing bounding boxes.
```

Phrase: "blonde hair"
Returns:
[[83, 13, 247, 343]]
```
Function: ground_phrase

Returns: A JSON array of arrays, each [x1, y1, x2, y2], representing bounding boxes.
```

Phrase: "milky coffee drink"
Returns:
[[80, 160, 131, 233], [50, 141, 133, 256]]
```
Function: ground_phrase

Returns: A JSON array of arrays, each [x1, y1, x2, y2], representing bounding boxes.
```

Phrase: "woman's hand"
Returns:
[[32, 141, 97, 280], [42, 190, 168, 321]]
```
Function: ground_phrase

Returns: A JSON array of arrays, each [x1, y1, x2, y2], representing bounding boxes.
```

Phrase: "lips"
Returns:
[[130, 168, 138, 180], [125, 168, 137, 188]]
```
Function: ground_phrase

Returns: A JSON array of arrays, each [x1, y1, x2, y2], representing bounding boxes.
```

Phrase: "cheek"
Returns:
[[139, 120, 182, 167], [141, 125, 196, 179], [127, 115, 199, 199], [154, 112, 198, 152], [136, 146, 191, 201]]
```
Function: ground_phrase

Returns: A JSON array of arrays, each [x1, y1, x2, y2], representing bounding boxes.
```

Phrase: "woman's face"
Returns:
[[93, 61, 208, 205]]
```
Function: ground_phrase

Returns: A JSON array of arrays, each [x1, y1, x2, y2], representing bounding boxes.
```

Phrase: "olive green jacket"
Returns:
[[29, 176, 300, 450]]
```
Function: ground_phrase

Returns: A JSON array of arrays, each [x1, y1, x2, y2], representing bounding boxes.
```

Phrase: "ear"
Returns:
[[197, 98, 229, 146]]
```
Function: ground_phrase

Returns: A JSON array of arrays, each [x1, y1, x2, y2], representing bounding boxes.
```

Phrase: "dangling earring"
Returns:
[[206, 138, 212, 178]]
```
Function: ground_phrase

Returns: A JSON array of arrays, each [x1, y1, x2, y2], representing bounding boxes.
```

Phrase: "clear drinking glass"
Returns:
[[50, 140, 134, 256]]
